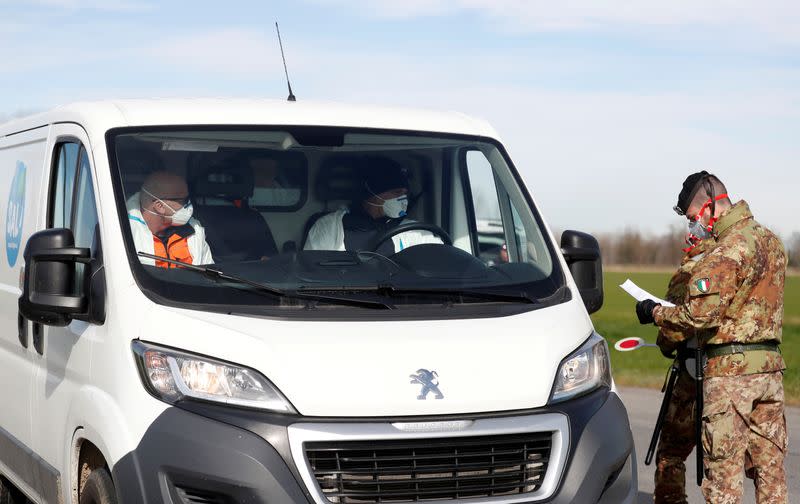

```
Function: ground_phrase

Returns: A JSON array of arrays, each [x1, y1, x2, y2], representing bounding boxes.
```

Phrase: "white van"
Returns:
[[0, 99, 636, 504]]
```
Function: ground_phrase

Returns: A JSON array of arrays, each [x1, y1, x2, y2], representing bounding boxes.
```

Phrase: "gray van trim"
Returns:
[[0, 425, 62, 503], [112, 389, 634, 503]]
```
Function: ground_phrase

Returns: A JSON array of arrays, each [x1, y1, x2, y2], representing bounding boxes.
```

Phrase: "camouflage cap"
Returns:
[[675, 170, 710, 216]]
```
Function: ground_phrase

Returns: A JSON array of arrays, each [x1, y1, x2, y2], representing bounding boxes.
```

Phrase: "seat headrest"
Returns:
[[315, 155, 364, 202], [191, 164, 254, 200], [117, 146, 164, 196], [118, 147, 163, 174]]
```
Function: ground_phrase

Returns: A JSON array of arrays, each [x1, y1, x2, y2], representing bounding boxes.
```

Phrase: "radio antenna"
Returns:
[[275, 22, 296, 102]]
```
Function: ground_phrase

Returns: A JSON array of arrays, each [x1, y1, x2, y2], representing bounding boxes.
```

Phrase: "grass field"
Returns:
[[593, 271, 800, 405]]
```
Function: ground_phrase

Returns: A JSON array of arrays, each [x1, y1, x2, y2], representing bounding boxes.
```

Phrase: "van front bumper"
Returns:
[[112, 388, 636, 504]]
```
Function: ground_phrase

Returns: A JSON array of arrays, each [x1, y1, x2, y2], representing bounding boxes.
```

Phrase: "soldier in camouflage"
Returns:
[[653, 238, 756, 504], [653, 238, 711, 504], [637, 172, 787, 504]]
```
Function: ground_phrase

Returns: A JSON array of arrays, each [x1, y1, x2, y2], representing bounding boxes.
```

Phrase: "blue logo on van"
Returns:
[[6, 162, 26, 267]]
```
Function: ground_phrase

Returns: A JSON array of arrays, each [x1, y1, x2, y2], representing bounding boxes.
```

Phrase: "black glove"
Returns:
[[636, 299, 660, 325]]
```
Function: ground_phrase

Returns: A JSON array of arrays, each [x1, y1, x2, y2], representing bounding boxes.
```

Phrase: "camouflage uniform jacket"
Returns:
[[656, 238, 716, 355], [653, 201, 787, 377]]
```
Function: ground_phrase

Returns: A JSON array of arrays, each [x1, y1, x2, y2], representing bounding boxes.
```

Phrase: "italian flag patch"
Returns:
[[696, 278, 711, 293]]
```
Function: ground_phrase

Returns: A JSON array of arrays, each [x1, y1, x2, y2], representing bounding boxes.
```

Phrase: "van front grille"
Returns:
[[305, 433, 551, 503]]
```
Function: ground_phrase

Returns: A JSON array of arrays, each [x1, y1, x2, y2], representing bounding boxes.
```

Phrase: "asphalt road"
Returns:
[[618, 387, 799, 503]]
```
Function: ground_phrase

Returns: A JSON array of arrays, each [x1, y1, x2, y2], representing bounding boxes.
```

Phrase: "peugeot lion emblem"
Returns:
[[410, 369, 444, 400]]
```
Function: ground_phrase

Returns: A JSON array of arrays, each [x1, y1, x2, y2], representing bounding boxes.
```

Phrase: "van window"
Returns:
[[49, 143, 80, 228], [465, 150, 507, 266], [72, 148, 98, 250], [72, 148, 99, 292], [48, 143, 99, 292], [108, 127, 565, 315], [463, 149, 553, 274]]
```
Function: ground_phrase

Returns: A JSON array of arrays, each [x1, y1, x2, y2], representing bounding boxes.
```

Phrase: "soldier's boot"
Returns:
[[653, 454, 688, 504]]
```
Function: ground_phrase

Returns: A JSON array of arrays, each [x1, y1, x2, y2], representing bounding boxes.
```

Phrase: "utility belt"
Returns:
[[674, 340, 779, 379], [703, 341, 780, 359]]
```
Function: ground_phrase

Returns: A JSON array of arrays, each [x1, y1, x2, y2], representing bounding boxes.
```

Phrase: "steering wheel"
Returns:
[[369, 222, 453, 252]]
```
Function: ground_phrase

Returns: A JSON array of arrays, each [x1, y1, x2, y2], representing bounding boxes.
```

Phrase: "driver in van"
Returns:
[[126, 171, 214, 267], [304, 157, 442, 255]]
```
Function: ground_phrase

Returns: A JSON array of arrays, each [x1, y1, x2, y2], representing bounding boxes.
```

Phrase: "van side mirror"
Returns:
[[18, 228, 90, 327], [561, 230, 603, 314]]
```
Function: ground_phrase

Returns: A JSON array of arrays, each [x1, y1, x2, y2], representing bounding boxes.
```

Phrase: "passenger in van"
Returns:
[[304, 157, 442, 255], [126, 171, 214, 267]]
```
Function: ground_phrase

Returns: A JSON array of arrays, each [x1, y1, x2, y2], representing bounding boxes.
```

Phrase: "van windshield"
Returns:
[[108, 127, 565, 313]]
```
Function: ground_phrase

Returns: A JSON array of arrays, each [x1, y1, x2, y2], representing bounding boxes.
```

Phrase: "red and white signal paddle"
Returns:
[[614, 337, 658, 352]]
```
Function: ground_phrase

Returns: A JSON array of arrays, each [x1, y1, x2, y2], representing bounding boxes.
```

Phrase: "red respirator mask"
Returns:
[[682, 193, 728, 253]]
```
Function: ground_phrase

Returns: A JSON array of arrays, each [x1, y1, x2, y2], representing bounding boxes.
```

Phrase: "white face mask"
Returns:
[[381, 195, 408, 219], [168, 204, 194, 226], [142, 188, 194, 226], [368, 194, 408, 219], [365, 183, 409, 219]]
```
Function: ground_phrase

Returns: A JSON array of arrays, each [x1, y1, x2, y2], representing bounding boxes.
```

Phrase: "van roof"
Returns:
[[0, 99, 501, 140]]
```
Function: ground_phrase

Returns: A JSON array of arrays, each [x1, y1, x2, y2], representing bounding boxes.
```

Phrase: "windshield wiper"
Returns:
[[378, 286, 539, 305], [136, 252, 393, 310], [299, 284, 539, 305]]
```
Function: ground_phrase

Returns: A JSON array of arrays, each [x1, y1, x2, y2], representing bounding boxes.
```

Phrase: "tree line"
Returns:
[[590, 227, 800, 268]]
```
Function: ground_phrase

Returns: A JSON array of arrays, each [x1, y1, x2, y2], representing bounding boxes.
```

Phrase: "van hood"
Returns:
[[140, 298, 594, 417]]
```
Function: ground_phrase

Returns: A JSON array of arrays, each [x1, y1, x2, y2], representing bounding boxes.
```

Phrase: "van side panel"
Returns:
[[0, 125, 51, 502]]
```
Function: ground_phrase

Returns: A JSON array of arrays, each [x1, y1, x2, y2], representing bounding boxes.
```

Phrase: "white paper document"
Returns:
[[619, 279, 675, 307]]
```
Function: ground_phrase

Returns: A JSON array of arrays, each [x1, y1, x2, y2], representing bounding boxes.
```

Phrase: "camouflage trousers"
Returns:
[[701, 371, 787, 504], [654, 369, 696, 504]]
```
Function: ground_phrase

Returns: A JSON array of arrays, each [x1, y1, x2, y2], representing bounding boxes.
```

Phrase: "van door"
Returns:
[[29, 124, 100, 502], [0, 126, 48, 498]]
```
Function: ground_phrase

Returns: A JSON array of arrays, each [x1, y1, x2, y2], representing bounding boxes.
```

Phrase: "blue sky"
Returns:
[[1, 0, 799, 239]]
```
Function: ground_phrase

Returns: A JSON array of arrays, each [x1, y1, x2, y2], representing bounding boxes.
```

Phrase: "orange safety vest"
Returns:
[[152, 229, 194, 268]]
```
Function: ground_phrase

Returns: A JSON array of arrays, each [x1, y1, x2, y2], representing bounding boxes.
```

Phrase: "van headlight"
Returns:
[[550, 332, 611, 403], [132, 341, 295, 413]]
